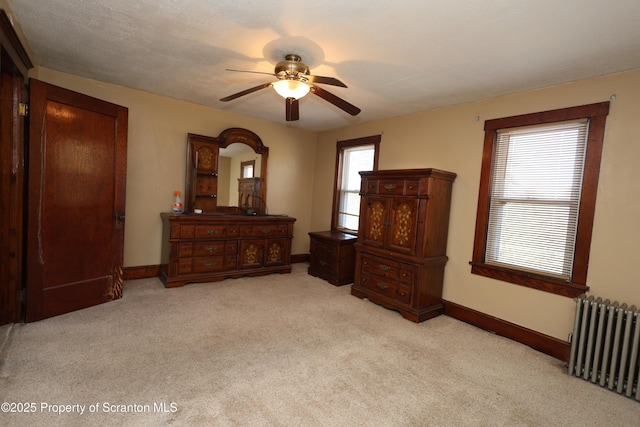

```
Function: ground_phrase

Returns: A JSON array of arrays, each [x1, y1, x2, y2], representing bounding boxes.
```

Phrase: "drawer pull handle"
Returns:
[[261, 229, 271, 234], [204, 261, 217, 268], [384, 184, 396, 190], [206, 229, 218, 235], [378, 264, 390, 272], [377, 282, 389, 290], [205, 246, 215, 253], [319, 260, 327, 266]]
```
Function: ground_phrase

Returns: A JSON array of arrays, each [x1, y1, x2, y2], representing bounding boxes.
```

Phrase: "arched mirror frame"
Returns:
[[185, 127, 268, 214]]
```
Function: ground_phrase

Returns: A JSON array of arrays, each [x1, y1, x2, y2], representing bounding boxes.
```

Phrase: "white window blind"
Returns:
[[338, 145, 374, 232], [486, 119, 589, 279]]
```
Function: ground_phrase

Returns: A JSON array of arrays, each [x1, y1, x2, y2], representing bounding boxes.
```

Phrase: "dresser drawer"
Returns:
[[360, 253, 414, 285], [225, 241, 238, 254], [192, 256, 225, 272], [363, 179, 420, 196], [179, 242, 194, 257], [178, 257, 193, 274], [179, 225, 195, 239], [193, 241, 225, 256], [358, 272, 411, 304], [195, 225, 235, 239], [224, 255, 238, 269], [380, 179, 419, 196], [240, 224, 288, 238], [238, 181, 255, 191]]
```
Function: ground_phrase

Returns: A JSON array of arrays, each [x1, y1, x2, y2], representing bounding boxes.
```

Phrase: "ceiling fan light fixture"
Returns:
[[272, 79, 310, 100]]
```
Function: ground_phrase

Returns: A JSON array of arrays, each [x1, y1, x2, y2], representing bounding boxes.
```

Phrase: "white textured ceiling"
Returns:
[[6, 0, 640, 132]]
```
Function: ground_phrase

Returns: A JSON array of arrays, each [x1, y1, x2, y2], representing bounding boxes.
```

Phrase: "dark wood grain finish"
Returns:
[[123, 265, 161, 280], [308, 231, 357, 286], [442, 300, 571, 362], [185, 128, 269, 214], [0, 10, 32, 325], [159, 213, 295, 288], [352, 169, 456, 322], [26, 80, 128, 322]]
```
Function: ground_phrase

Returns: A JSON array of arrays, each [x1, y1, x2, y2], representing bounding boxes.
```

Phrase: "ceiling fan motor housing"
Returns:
[[220, 53, 359, 120], [275, 54, 309, 79]]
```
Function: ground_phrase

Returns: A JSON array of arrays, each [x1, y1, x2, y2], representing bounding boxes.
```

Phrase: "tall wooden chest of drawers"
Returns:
[[308, 231, 357, 286], [351, 169, 456, 322], [159, 213, 296, 288]]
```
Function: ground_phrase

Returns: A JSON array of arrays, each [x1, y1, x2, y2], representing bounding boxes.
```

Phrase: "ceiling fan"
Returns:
[[219, 54, 361, 121]]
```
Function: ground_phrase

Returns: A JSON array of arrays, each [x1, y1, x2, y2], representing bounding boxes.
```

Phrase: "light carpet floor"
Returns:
[[1, 264, 638, 426]]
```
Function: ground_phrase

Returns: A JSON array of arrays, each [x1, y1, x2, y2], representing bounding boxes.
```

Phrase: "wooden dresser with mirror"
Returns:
[[159, 128, 296, 288]]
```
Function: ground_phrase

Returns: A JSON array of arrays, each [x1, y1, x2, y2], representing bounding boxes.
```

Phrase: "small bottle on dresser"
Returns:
[[172, 190, 183, 214]]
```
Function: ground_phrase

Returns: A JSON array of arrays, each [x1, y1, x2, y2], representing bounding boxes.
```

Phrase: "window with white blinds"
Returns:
[[332, 135, 380, 234], [486, 120, 589, 279], [337, 145, 375, 232]]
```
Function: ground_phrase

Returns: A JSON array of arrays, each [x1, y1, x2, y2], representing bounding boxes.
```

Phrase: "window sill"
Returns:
[[469, 262, 588, 298]]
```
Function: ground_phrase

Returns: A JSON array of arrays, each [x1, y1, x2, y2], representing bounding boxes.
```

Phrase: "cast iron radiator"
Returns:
[[568, 294, 640, 400]]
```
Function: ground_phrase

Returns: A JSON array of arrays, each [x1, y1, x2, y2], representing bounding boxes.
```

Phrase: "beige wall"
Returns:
[[313, 69, 640, 341], [30, 67, 318, 266]]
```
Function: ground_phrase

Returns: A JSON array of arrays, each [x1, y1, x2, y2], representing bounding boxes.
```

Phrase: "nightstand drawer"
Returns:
[[311, 239, 339, 258], [310, 254, 338, 275]]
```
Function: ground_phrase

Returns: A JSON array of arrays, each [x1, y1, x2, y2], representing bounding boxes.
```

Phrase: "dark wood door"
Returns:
[[26, 79, 128, 322]]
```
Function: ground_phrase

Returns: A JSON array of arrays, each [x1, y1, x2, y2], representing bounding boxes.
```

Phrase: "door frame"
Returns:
[[0, 10, 33, 325]]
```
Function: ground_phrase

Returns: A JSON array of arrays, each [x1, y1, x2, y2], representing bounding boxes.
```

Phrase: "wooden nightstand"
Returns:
[[308, 231, 357, 286]]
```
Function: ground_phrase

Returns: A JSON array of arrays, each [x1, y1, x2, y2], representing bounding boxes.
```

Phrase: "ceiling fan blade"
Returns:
[[310, 86, 361, 116], [225, 69, 277, 77], [219, 83, 272, 102], [300, 74, 347, 88], [285, 97, 299, 121]]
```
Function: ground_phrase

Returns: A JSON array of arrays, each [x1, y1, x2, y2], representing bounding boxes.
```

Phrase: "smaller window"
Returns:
[[241, 160, 254, 178], [332, 135, 380, 234]]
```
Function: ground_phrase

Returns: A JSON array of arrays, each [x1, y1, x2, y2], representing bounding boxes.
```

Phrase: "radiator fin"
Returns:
[[568, 295, 640, 400]]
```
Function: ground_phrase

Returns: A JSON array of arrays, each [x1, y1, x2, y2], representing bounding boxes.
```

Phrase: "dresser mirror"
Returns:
[[185, 128, 268, 214]]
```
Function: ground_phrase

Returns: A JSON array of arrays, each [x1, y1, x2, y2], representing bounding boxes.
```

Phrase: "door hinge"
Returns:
[[18, 102, 28, 117], [17, 288, 25, 303]]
